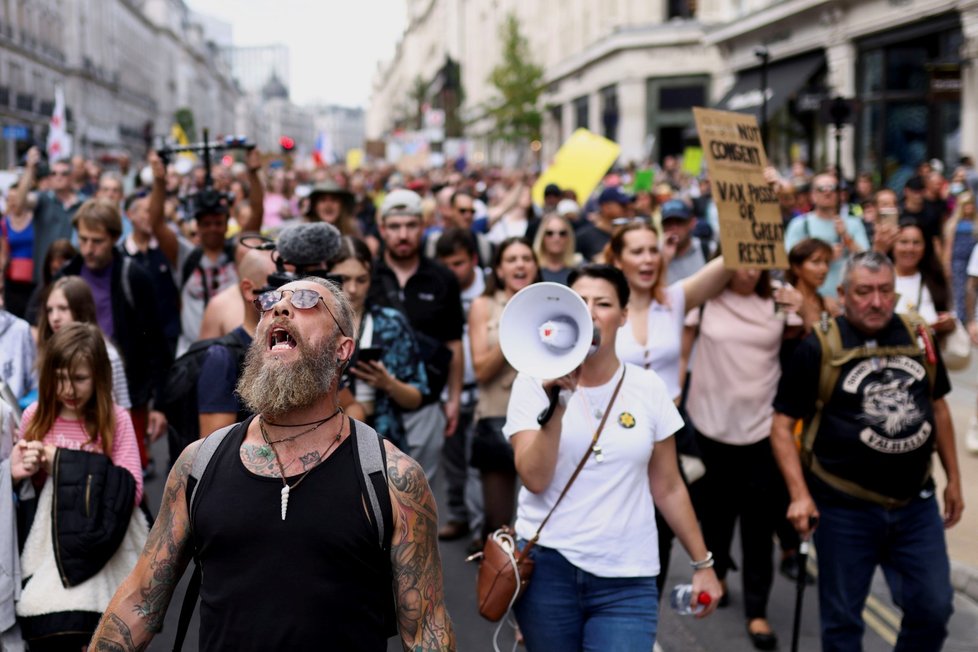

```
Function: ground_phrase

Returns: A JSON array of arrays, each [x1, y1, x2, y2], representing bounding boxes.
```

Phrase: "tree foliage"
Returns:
[[486, 13, 544, 145]]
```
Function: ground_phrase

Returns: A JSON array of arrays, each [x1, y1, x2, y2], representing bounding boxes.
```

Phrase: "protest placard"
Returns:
[[692, 107, 786, 269], [532, 129, 620, 207]]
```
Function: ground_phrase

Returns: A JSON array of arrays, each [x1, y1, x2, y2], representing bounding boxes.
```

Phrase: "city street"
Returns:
[[143, 356, 978, 651]]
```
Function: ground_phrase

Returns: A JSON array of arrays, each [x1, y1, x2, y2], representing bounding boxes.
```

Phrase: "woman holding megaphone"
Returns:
[[503, 264, 722, 651], [469, 237, 541, 545]]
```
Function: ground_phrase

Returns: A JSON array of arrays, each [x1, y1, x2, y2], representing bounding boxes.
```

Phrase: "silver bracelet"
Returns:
[[690, 551, 714, 570]]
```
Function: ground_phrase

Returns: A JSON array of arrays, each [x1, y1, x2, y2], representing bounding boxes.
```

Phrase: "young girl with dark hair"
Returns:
[[10, 323, 146, 651]]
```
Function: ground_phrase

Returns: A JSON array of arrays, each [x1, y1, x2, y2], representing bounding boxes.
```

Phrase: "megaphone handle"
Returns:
[[537, 386, 562, 426]]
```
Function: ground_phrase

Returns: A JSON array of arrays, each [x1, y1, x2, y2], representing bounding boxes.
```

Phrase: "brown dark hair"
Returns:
[[24, 323, 116, 453], [43, 239, 77, 284], [72, 198, 123, 239], [484, 237, 540, 296], [786, 238, 834, 285], [37, 277, 98, 349]]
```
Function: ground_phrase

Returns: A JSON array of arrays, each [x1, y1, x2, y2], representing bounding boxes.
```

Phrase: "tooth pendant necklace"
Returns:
[[260, 418, 342, 520]]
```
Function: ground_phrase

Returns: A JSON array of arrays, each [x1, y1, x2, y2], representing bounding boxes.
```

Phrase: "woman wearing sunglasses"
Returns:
[[531, 213, 581, 286]]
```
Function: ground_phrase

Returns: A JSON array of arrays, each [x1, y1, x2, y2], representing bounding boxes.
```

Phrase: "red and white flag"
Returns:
[[47, 85, 71, 161]]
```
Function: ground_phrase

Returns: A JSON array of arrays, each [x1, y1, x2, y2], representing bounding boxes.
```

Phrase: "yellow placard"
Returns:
[[533, 129, 620, 207], [692, 107, 786, 270], [682, 147, 703, 177], [346, 148, 364, 172]]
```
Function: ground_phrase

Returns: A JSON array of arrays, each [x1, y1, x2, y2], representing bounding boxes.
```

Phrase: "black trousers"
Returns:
[[695, 431, 788, 620]]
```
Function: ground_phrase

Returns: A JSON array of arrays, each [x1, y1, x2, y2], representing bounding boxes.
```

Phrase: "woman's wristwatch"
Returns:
[[690, 551, 715, 571]]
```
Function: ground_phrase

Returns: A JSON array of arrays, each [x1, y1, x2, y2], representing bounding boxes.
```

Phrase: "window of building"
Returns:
[[646, 75, 708, 163], [856, 14, 963, 188], [574, 95, 589, 130], [667, 0, 696, 20], [600, 85, 618, 142]]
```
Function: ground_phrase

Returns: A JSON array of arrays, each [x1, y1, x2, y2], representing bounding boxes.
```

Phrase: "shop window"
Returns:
[[886, 47, 930, 93], [859, 50, 883, 96]]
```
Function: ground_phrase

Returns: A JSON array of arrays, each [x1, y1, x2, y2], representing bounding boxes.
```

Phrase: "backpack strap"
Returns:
[[180, 247, 205, 291], [120, 255, 135, 310], [172, 421, 240, 652], [351, 418, 392, 551], [801, 315, 935, 508]]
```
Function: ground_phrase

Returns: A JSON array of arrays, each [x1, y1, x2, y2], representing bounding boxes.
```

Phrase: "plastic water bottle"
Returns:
[[670, 584, 711, 615]]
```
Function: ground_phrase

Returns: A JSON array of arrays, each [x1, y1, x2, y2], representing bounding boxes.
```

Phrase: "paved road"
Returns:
[[143, 355, 978, 652]]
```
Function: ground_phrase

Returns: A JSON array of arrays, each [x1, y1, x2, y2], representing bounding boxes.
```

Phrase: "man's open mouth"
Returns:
[[269, 327, 298, 351]]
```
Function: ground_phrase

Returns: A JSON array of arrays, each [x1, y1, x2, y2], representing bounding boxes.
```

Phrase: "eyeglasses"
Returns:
[[253, 289, 348, 337], [544, 230, 569, 237], [815, 184, 838, 193]]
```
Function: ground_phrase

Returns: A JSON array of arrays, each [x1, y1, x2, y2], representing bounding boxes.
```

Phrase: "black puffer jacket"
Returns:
[[52, 448, 135, 587]]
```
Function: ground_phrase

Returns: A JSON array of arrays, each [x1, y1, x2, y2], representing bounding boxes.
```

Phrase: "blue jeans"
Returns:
[[514, 542, 658, 652], [813, 492, 953, 652]]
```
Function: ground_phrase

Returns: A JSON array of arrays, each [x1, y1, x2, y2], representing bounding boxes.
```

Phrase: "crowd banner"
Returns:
[[692, 107, 786, 270], [532, 129, 620, 207]]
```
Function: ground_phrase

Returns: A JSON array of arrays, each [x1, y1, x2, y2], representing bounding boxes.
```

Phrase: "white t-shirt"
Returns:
[[615, 283, 686, 399], [503, 363, 684, 577], [895, 272, 938, 325]]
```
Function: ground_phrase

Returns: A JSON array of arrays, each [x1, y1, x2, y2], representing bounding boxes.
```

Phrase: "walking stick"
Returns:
[[791, 517, 817, 652]]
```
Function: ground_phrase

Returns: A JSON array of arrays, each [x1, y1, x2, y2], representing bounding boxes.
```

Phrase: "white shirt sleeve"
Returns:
[[503, 373, 551, 438]]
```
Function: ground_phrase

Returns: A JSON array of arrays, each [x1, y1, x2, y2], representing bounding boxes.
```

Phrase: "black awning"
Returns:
[[716, 52, 825, 119]]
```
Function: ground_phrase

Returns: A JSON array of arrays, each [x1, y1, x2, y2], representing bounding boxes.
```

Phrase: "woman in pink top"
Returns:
[[683, 269, 802, 650], [10, 323, 145, 650]]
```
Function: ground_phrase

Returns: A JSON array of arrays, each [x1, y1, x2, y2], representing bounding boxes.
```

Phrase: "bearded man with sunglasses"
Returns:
[[92, 277, 456, 651], [784, 172, 870, 297]]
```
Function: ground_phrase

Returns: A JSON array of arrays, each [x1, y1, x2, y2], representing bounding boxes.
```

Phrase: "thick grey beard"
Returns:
[[236, 332, 340, 419]]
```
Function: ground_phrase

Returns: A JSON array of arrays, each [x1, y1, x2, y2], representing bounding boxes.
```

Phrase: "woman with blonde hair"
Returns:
[[531, 213, 581, 285]]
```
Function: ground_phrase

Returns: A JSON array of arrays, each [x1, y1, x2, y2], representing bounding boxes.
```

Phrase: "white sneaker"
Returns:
[[966, 417, 978, 455]]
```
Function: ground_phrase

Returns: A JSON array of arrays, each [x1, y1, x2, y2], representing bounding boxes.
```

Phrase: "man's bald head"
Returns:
[[238, 249, 276, 288]]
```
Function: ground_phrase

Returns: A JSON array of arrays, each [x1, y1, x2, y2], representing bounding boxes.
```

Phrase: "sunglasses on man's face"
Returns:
[[253, 289, 348, 336]]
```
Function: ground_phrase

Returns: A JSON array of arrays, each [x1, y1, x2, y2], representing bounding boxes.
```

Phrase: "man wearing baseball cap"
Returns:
[[661, 199, 714, 282], [576, 186, 632, 261], [369, 189, 465, 482]]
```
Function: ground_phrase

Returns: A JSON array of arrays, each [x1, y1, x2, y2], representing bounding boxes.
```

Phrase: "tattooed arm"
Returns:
[[90, 441, 202, 651], [385, 441, 456, 651]]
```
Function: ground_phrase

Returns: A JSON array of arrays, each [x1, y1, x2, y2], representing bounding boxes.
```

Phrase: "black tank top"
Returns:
[[192, 421, 392, 651]]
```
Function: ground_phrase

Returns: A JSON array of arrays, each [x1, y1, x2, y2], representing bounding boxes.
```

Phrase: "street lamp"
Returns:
[[754, 46, 770, 151]]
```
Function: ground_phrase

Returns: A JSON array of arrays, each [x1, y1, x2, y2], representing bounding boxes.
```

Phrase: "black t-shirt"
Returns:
[[774, 315, 950, 502], [368, 256, 464, 344], [900, 200, 945, 242], [575, 224, 612, 262]]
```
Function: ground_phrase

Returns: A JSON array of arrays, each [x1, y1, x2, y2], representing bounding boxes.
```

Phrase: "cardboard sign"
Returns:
[[532, 129, 620, 207], [692, 107, 786, 269]]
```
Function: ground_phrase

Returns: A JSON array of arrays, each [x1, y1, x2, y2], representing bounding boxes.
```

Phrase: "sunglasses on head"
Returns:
[[253, 288, 348, 337]]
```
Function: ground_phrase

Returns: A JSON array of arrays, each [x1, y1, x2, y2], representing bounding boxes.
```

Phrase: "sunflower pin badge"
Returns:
[[618, 412, 636, 429]]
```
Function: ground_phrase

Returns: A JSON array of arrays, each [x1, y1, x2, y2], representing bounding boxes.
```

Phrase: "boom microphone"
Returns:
[[277, 222, 342, 269]]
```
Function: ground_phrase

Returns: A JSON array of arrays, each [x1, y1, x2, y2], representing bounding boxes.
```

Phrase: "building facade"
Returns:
[[708, 0, 978, 187], [369, 0, 978, 183], [0, 0, 239, 167]]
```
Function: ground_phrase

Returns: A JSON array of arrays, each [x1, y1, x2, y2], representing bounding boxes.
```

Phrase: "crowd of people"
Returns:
[[0, 142, 972, 651]]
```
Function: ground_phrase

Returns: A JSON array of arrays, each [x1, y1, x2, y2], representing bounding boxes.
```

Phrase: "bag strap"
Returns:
[[523, 367, 627, 554], [352, 418, 390, 550], [172, 422, 240, 652]]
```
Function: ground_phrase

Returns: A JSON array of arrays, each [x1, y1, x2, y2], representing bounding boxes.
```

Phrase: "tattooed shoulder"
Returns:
[[385, 441, 430, 503]]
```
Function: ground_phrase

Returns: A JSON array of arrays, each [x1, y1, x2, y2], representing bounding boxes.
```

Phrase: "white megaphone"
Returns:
[[499, 282, 596, 380]]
